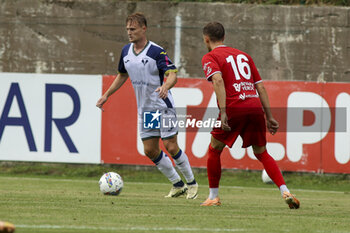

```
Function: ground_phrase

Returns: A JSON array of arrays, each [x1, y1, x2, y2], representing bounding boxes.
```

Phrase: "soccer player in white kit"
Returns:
[[96, 12, 198, 199]]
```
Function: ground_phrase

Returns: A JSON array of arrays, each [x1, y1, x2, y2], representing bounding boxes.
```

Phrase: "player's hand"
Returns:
[[155, 86, 168, 99], [267, 117, 279, 135], [96, 96, 108, 112], [220, 111, 231, 132]]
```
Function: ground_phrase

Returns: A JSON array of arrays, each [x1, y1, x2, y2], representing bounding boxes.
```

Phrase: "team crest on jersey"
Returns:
[[142, 58, 149, 66]]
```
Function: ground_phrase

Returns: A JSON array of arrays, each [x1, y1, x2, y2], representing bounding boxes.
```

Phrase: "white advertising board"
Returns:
[[0, 73, 102, 163]]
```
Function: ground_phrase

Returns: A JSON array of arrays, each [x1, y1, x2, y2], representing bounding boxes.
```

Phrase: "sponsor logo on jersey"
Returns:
[[206, 67, 212, 76], [239, 93, 259, 100], [241, 82, 255, 91], [233, 82, 255, 93], [233, 83, 241, 92], [239, 93, 246, 100], [203, 62, 212, 71]]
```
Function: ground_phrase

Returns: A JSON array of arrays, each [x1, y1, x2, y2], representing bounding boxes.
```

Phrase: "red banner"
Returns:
[[101, 76, 350, 174]]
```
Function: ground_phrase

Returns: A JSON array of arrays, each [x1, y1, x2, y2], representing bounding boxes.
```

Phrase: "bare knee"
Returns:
[[164, 141, 179, 156], [163, 135, 180, 156], [144, 148, 160, 160], [252, 145, 266, 155], [142, 138, 161, 160], [211, 136, 225, 151]]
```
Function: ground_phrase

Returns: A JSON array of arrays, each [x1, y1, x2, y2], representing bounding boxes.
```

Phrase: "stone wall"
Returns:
[[0, 0, 349, 82]]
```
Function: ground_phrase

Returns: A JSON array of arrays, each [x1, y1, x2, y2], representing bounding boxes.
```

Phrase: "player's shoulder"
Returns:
[[146, 41, 166, 60], [122, 43, 132, 50], [212, 46, 237, 54], [149, 41, 164, 50], [202, 48, 225, 65], [218, 46, 253, 61], [202, 51, 214, 63], [230, 47, 252, 58], [121, 43, 132, 57]]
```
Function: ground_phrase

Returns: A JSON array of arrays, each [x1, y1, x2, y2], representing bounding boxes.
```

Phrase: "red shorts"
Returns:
[[211, 112, 267, 148]]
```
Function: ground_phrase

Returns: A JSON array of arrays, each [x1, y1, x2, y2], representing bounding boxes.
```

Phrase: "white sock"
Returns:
[[209, 188, 219, 199], [172, 149, 195, 184], [279, 184, 290, 196], [153, 151, 181, 184]]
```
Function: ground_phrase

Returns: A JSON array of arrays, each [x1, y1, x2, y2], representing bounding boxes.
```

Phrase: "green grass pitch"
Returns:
[[0, 166, 350, 233]]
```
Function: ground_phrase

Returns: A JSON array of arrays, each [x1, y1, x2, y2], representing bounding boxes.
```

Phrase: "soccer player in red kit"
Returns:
[[200, 22, 300, 209]]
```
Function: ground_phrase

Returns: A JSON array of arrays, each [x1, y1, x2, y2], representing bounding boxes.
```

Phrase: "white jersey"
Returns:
[[118, 41, 178, 114]]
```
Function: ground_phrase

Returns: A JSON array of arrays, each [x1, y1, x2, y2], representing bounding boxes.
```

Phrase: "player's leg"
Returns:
[[143, 137, 186, 197], [252, 145, 286, 189], [252, 145, 300, 209], [163, 135, 196, 184], [242, 113, 299, 208], [242, 113, 287, 188], [200, 135, 225, 206], [201, 117, 241, 206], [163, 135, 198, 199]]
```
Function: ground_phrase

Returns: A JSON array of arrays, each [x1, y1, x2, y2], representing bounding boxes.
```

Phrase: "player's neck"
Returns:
[[210, 42, 224, 51], [133, 38, 148, 54]]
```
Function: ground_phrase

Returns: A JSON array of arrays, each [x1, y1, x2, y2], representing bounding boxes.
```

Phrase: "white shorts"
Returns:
[[138, 108, 178, 140]]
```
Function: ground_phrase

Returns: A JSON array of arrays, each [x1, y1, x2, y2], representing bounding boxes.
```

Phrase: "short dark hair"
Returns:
[[203, 22, 225, 42], [126, 12, 147, 27]]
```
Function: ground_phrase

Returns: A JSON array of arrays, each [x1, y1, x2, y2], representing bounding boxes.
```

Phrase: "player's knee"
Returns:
[[210, 139, 225, 151], [166, 145, 179, 156], [252, 145, 266, 155], [144, 148, 160, 160], [211, 143, 225, 151], [210, 136, 225, 151], [164, 143, 179, 156]]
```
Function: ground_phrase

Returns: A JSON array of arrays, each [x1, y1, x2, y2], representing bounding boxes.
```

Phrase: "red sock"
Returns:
[[255, 150, 286, 187], [207, 144, 222, 188]]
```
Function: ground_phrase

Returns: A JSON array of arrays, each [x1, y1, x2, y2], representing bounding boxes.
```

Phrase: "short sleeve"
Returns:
[[202, 54, 221, 81], [156, 49, 177, 75], [117, 44, 130, 74], [117, 54, 127, 74]]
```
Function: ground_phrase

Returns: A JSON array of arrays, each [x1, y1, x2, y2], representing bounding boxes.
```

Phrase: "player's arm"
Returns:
[[255, 82, 279, 135], [211, 73, 231, 131], [96, 72, 128, 111], [155, 70, 177, 99]]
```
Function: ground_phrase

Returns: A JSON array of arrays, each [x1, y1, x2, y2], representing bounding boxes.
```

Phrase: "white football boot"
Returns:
[[164, 185, 188, 198]]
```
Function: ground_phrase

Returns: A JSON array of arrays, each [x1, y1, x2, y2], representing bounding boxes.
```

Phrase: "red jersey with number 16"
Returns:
[[202, 45, 263, 113]]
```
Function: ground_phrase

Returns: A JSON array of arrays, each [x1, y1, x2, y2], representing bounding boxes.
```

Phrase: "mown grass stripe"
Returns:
[[16, 224, 246, 232], [0, 176, 346, 194]]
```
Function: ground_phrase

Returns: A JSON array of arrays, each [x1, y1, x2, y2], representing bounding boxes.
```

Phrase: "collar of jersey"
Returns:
[[213, 45, 227, 50], [132, 41, 150, 56]]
